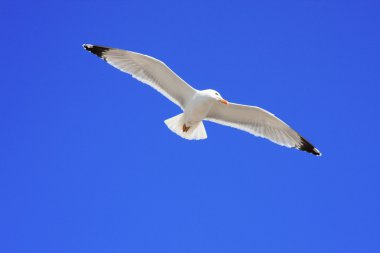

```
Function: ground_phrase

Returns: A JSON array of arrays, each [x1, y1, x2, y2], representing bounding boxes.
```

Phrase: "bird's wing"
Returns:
[[83, 44, 196, 109], [206, 102, 321, 155]]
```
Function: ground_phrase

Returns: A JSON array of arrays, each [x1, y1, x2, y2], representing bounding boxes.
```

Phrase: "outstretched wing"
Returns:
[[83, 44, 196, 109], [206, 102, 321, 155]]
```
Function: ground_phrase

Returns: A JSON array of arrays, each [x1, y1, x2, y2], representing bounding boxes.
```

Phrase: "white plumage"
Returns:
[[83, 44, 321, 156]]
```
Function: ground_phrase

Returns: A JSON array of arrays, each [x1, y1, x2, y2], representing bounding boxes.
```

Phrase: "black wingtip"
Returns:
[[82, 44, 109, 58], [298, 136, 322, 156]]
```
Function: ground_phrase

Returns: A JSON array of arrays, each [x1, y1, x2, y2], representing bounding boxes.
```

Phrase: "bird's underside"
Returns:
[[83, 43, 321, 156]]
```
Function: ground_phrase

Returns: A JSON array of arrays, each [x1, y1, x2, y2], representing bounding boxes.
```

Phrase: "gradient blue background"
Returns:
[[1, 1, 379, 252]]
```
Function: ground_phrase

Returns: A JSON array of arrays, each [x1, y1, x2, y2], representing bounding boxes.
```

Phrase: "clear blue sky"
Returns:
[[1, 0, 379, 252]]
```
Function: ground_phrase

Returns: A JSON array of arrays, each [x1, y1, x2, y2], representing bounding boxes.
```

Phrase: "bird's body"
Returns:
[[83, 44, 321, 156], [184, 90, 218, 126]]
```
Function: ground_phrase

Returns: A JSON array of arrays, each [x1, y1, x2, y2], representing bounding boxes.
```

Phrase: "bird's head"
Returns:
[[205, 89, 229, 105]]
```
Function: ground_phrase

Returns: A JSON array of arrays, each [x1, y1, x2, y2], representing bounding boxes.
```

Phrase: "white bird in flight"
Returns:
[[83, 44, 321, 156]]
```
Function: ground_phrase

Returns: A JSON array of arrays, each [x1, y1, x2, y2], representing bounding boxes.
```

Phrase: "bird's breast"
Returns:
[[184, 95, 214, 124]]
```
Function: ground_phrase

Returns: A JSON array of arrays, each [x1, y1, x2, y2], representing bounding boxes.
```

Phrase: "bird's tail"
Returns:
[[164, 113, 207, 140]]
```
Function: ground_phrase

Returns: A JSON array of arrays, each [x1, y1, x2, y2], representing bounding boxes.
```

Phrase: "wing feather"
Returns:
[[206, 102, 321, 155], [83, 44, 196, 109]]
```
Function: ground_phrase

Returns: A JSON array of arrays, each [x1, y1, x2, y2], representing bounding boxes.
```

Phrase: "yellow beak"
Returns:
[[219, 98, 229, 105]]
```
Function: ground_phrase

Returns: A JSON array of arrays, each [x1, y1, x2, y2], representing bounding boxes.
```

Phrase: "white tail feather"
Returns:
[[164, 113, 207, 140]]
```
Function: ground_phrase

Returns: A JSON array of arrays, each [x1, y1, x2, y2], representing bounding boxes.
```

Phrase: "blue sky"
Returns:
[[1, 0, 379, 252]]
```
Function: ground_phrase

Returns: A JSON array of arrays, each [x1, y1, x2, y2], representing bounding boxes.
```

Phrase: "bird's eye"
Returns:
[[215, 92, 219, 95]]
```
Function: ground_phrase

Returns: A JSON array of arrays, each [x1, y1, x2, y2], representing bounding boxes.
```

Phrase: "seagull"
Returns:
[[83, 44, 321, 156]]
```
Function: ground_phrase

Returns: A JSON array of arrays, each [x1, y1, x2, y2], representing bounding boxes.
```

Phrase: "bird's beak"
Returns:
[[219, 98, 229, 105]]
